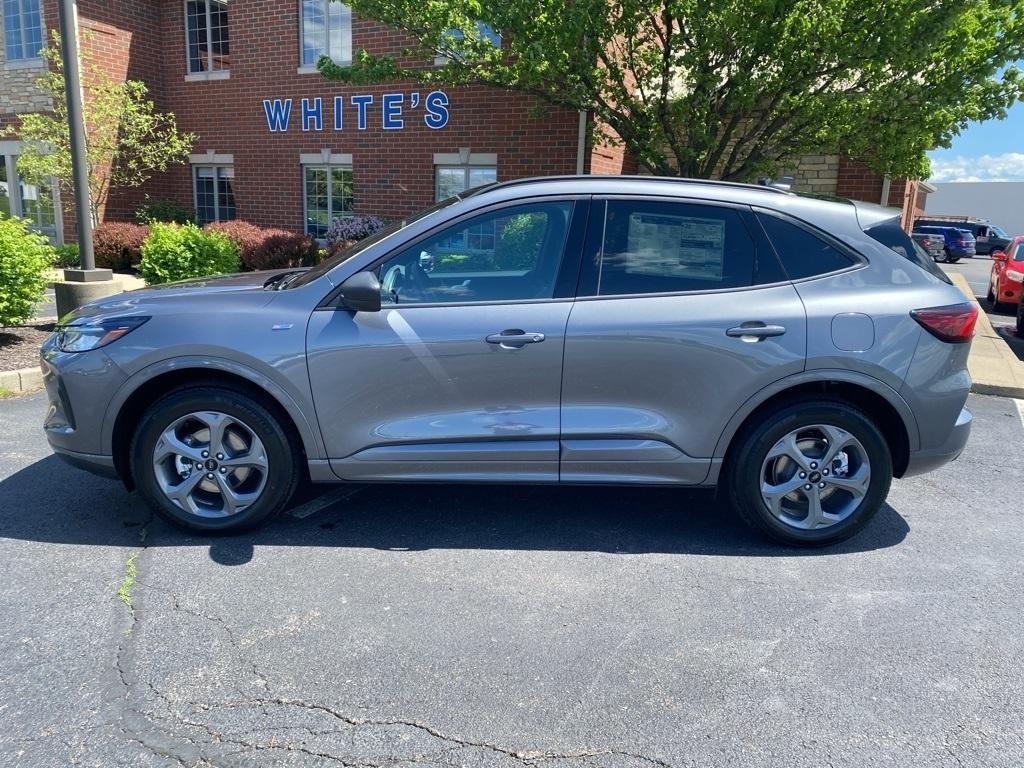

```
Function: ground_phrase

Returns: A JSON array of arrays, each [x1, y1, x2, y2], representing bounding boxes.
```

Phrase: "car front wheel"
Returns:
[[725, 400, 893, 546], [131, 385, 302, 532]]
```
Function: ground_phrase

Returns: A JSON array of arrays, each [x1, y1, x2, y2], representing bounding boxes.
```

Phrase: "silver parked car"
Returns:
[[42, 177, 977, 546]]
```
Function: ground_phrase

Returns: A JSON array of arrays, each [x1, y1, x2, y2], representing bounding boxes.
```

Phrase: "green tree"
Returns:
[[319, 0, 1024, 180], [13, 36, 195, 225]]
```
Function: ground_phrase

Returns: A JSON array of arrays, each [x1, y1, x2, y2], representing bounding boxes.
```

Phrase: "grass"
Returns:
[[0, 386, 14, 398], [117, 526, 149, 612]]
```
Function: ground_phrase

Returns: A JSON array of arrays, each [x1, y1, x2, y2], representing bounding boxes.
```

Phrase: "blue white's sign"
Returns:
[[262, 91, 450, 133]]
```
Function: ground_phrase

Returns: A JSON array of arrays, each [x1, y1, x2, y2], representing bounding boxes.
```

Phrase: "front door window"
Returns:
[[376, 201, 573, 305]]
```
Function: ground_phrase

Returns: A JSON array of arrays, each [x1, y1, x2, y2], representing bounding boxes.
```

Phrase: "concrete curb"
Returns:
[[0, 366, 43, 395], [948, 272, 1024, 400]]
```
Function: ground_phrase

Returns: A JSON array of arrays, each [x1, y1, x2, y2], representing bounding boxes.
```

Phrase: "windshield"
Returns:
[[991, 225, 1008, 238], [286, 196, 461, 289]]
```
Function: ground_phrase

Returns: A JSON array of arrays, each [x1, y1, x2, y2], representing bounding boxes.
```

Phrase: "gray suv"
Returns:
[[42, 177, 976, 546]]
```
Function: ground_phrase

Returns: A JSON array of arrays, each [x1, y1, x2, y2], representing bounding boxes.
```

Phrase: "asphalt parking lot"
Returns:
[[3, 386, 1024, 767]]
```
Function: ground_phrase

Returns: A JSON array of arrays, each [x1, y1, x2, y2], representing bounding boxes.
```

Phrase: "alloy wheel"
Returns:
[[760, 424, 871, 531], [152, 411, 269, 518]]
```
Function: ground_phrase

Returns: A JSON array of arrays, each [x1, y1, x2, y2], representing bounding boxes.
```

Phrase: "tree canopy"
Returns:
[[319, 0, 1024, 180], [13, 37, 195, 225]]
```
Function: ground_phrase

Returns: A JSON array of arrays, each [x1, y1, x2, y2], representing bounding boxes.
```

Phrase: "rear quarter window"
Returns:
[[755, 212, 855, 280], [865, 220, 952, 284]]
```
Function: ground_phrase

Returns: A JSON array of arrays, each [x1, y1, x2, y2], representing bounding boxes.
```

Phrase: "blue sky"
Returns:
[[927, 65, 1024, 182]]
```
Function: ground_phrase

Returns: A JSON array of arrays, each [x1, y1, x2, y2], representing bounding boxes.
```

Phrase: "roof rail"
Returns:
[[470, 174, 792, 196]]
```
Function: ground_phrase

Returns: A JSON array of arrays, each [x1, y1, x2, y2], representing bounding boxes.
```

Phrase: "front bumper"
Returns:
[[52, 446, 119, 479], [903, 406, 972, 477], [41, 339, 128, 460]]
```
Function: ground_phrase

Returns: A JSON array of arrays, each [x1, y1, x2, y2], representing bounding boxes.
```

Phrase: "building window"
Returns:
[[434, 21, 500, 65], [435, 164, 497, 201], [3, 0, 43, 61], [193, 165, 235, 224], [1, 153, 59, 241], [185, 0, 229, 74], [304, 164, 353, 238], [300, 0, 352, 67]]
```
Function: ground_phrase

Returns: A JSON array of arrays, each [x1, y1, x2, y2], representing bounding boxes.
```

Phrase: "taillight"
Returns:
[[956, 239, 967, 246], [910, 303, 978, 343]]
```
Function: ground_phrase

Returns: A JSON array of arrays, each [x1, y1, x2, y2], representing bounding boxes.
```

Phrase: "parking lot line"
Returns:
[[1016, 399, 1024, 429]]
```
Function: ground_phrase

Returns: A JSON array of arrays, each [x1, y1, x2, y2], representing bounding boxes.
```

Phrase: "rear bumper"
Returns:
[[902, 406, 971, 478]]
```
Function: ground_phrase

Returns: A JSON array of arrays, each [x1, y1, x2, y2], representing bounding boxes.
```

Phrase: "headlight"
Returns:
[[56, 316, 150, 353], [1005, 269, 1024, 283]]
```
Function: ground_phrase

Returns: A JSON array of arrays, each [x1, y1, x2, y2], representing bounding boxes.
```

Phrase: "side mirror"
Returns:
[[339, 271, 381, 312], [993, 250, 1007, 261]]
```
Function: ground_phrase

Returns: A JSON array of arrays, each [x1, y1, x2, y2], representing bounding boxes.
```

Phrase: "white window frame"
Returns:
[[297, 0, 352, 74], [183, 0, 230, 80], [433, 151, 497, 201], [190, 153, 235, 223], [1, 142, 63, 243], [301, 152, 353, 239], [3, 0, 44, 64]]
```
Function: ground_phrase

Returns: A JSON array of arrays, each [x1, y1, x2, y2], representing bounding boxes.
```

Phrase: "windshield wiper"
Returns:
[[263, 270, 304, 290]]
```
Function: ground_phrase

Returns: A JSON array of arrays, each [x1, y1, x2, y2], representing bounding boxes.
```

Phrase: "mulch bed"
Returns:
[[0, 323, 55, 372]]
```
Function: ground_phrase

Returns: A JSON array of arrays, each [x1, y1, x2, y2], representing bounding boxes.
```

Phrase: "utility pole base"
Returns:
[[62, 268, 113, 283], [54, 279, 121, 319]]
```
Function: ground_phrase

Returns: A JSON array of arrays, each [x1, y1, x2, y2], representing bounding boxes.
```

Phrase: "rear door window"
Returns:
[[581, 199, 775, 296], [755, 212, 856, 280]]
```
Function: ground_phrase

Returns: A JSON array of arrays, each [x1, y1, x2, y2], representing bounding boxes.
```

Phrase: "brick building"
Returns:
[[2, 0, 922, 244]]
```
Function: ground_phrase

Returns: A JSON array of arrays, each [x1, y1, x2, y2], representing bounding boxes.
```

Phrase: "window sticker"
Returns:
[[625, 213, 725, 280]]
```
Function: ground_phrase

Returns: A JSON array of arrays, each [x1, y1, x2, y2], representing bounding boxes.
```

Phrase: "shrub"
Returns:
[[135, 196, 194, 225], [139, 222, 240, 284], [53, 243, 80, 269], [203, 220, 266, 266], [0, 217, 53, 326], [93, 222, 149, 272], [203, 221, 320, 271], [325, 214, 387, 246], [248, 230, 320, 271]]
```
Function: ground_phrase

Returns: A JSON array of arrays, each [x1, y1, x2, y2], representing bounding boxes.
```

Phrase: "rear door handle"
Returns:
[[726, 322, 786, 340], [485, 329, 546, 348]]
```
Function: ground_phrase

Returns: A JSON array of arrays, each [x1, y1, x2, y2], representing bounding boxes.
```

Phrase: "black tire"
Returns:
[[1017, 302, 1024, 336], [942, 249, 952, 263], [724, 400, 893, 547], [987, 284, 996, 304], [131, 385, 302, 532], [948, 257, 960, 264]]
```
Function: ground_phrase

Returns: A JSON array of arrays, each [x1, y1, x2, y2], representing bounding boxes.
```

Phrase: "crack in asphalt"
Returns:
[[109, 575, 675, 768]]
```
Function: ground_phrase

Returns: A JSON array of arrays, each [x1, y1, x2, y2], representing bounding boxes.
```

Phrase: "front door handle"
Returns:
[[726, 322, 787, 341], [485, 329, 546, 348]]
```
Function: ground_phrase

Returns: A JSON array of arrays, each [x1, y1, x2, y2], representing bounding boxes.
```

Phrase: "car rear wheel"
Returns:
[[131, 386, 301, 532], [725, 400, 893, 546], [987, 284, 996, 304]]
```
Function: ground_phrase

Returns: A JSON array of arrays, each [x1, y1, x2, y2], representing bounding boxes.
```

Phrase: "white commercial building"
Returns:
[[924, 181, 1024, 237]]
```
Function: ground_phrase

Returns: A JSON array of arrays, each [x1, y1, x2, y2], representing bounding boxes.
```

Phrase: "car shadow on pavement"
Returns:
[[0, 455, 909, 564]]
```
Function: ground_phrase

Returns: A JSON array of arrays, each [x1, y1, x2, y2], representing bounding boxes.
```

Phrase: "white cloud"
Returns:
[[929, 153, 1024, 183]]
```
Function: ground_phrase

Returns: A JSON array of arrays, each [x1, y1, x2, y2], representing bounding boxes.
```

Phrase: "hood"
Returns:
[[61, 269, 301, 323], [130, 268, 300, 295]]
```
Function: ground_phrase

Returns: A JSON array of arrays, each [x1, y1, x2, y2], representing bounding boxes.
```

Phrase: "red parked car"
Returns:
[[988, 236, 1024, 327]]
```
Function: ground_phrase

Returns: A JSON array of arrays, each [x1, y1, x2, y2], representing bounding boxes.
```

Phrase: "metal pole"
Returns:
[[57, 0, 97, 272]]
